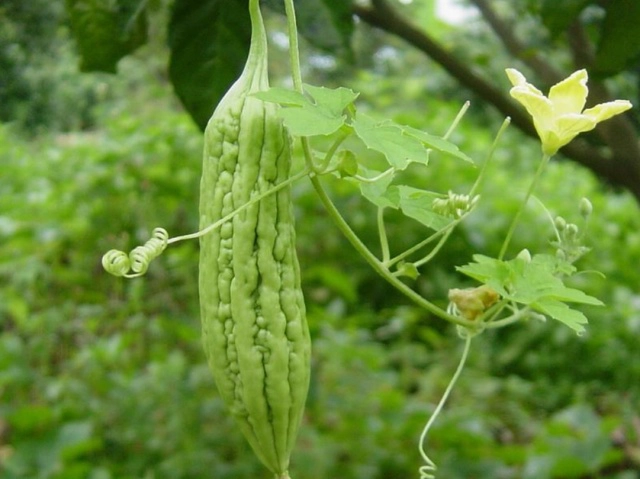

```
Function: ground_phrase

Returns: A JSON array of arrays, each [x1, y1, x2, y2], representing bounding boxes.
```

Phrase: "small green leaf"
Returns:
[[335, 150, 358, 178], [352, 114, 429, 170], [396, 261, 420, 280]]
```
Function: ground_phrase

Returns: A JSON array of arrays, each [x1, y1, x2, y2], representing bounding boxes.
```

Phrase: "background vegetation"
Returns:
[[1, 0, 639, 478]]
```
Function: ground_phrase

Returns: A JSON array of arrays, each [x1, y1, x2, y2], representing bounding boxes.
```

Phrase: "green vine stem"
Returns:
[[388, 117, 510, 270], [469, 117, 511, 198], [282, 0, 476, 328], [378, 207, 391, 263], [443, 100, 470, 140], [498, 152, 551, 259], [168, 168, 309, 244], [310, 168, 476, 328], [102, 168, 309, 278], [317, 128, 351, 173]]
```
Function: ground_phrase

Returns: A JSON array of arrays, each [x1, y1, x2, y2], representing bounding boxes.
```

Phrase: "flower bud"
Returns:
[[579, 197, 593, 218], [565, 223, 579, 240], [516, 249, 532, 263]]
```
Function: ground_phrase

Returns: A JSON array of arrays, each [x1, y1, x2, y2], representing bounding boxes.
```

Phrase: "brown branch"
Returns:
[[567, 20, 640, 187], [352, 0, 537, 137], [469, 0, 563, 85], [352, 0, 640, 202]]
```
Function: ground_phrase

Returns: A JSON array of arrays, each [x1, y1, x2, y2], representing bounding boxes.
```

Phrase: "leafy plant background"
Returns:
[[1, 0, 640, 478]]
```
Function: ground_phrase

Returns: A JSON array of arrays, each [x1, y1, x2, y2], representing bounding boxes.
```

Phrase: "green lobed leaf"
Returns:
[[168, 0, 250, 130], [304, 84, 359, 115], [352, 114, 430, 170], [65, 0, 148, 73], [256, 84, 358, 136], [253, 88, 309, 106], [533, 299, 588, 334], [457, 253, 602, 333], [402, 125, 474, 163], [394, 186, 455, 231], [455, 254, 512, 295]]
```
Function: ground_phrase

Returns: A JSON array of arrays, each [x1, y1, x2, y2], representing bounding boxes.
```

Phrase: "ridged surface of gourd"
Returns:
[[198, 0, 310, 475]]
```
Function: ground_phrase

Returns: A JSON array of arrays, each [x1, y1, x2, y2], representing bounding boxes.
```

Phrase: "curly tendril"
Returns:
[[418, 330, 473, 479], [101, 172, 309, 279], [432, 191, 478, 219], [102, 227, 168, 278]]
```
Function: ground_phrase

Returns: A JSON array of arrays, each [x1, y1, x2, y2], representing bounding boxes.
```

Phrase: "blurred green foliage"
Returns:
[[2, 1, 640, 478]]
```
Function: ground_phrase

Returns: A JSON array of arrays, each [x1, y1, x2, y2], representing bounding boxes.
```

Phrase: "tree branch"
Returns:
[[352, 0, 536, 137], [469, 0, 563, 85], [352, 0, 640, 203], [567, 20, 640, 187]]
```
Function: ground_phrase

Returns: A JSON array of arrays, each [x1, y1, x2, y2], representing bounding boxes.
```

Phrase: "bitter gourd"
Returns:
[[198, 0, 310, 476]]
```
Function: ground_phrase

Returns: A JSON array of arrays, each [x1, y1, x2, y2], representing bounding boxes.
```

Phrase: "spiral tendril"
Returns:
[[418, 331, 473, 479], [418, 458, 437, 479], [432, 191, 478, 219], [102, 227, 168, 278]]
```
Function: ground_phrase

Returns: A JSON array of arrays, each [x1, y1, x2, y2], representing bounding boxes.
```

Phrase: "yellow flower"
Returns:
[[505, 68, 633, 155]]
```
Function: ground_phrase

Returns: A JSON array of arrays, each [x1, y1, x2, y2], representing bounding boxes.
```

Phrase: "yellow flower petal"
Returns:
[[505, 67, 633, 155], [555, 114, 597, 139], [506, 68, 543, 96], [505, 68, 527, 86], [540, 131, 564, 155], [548, 69, 588, 116], [509, 89, 553, 126], [582, 100, 633, 123]]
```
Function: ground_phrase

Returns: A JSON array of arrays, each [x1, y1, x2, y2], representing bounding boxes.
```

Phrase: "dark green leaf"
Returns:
[[65, 0, 148, 73], [264, 0, 354, 55], [168, 0, 250, 130], [539, 0, 589, 38], [593, 0, 640, 77]]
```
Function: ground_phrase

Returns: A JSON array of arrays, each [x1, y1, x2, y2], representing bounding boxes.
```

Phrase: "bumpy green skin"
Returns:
[[198, 1, 310, 476]]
